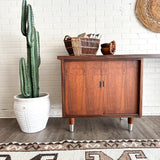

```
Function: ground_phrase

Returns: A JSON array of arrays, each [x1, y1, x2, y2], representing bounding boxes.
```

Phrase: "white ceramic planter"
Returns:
[[14, 93, 50, 133]]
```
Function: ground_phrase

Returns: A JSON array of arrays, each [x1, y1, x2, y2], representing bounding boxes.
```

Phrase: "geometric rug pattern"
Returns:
[[0, 139, 159, 160]]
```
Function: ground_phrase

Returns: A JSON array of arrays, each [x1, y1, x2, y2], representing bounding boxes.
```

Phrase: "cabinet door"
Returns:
[[64, 61, 85, 116], [102, 60, 140, 115], [84, 62, 103, 116], [64, 61, 103, 117]]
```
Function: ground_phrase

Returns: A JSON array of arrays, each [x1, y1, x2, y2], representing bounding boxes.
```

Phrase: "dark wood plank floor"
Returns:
[[0, 116, 160, 143]]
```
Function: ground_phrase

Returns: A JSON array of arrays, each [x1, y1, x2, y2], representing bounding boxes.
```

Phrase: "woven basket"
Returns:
[[64, 35, 100, 56], [136, 0, 160, 33]]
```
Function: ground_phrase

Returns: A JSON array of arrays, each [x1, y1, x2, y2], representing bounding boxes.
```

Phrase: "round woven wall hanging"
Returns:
[[136, 0, 160, 32]]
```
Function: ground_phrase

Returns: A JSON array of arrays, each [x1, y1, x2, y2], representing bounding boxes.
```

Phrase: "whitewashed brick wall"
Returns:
[[0, 0, 160, 117]]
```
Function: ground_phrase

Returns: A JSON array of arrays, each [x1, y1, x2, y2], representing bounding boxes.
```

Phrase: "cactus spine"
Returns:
[[19, 0, 40, 98]]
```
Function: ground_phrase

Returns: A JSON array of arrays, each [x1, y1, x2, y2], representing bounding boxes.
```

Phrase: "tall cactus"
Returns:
[[19, 0, 40, 98]]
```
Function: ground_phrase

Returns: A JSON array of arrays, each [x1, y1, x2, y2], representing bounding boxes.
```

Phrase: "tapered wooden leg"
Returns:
[[69, 118, 75, 132], [128, 117, 134, 132]]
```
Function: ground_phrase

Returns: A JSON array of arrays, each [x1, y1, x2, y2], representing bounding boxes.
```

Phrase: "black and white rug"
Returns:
[[0, 139, 160, 160]]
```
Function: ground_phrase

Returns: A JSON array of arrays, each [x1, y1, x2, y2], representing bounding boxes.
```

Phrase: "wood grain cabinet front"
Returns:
[[64, 61, 103, 116], [58, 56, 143, 132]]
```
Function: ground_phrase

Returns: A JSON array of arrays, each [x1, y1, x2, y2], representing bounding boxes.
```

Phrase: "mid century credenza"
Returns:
[[57, 55, 160, 132]]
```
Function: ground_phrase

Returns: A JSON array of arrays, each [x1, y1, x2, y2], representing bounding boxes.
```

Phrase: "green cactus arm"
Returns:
[[36, 31, 41, 67], [30, 28, 39, 97], [35, 31, 40, 94], [19, 58, 32, 97], [21, 0, 27, 36], [33, 29, 40, 96], [19, 58, 25, 96], [27, 46, 33, 97], [34, 30, 40, 67], [27, 4, 34, 47], [31, 44, 39, 97]]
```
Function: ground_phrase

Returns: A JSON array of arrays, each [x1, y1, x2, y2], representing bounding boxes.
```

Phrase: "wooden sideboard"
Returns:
[[57, 55, 160, 132]]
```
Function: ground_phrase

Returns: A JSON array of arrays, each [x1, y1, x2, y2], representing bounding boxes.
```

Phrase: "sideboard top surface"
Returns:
[[57, 54, 160, 60]]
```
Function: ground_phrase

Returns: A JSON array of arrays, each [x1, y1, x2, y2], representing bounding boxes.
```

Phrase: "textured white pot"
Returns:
[[14, 93, 50, 133]]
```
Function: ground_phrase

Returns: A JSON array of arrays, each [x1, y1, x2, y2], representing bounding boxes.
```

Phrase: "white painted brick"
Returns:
[[139, 33, 156, 39], [131, 39, 147, 44], [95, 10, 105, 16], [122, 33, 139, 39], [0, 0, 160, 117]]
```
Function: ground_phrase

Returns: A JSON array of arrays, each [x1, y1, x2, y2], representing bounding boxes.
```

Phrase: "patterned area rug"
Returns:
[[0, 139, 160, 160]]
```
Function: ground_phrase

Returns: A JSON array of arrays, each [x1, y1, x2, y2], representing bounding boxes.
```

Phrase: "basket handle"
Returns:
[[64, 35, 71, 41]]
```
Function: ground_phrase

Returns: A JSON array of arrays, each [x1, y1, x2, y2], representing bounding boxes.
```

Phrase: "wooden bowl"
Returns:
[[101, 48, 111, 55], [101, 40, 116, 55], [101, 43, 110, 48]]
